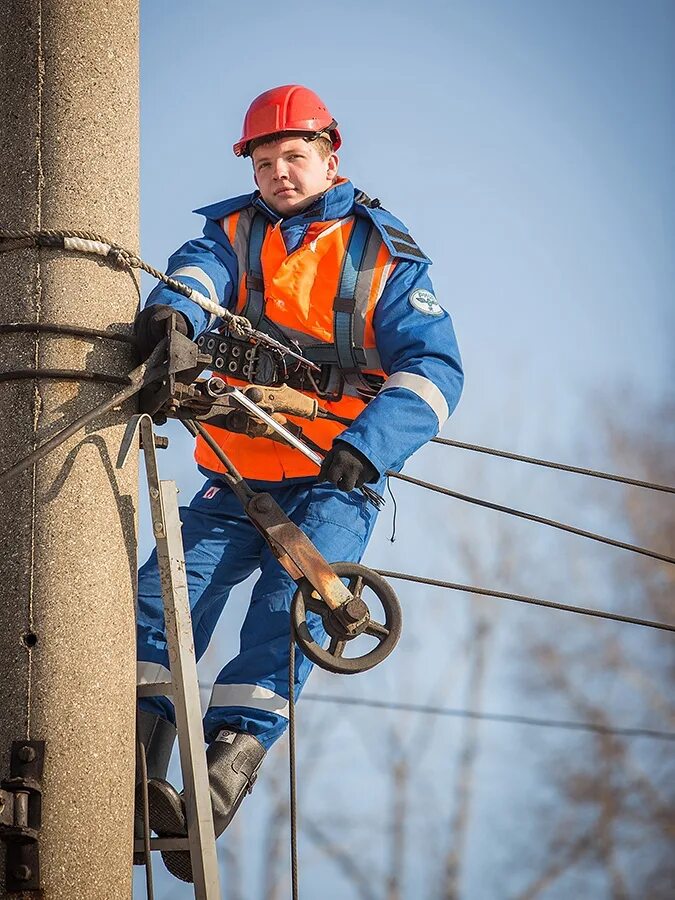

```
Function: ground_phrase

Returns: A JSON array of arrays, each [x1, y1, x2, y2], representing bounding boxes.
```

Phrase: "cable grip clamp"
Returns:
[[0, 740, 45, 893]]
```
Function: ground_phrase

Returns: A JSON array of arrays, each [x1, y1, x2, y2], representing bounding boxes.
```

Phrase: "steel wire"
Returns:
[[375, 569, 675, 634], [302, 694, 675, 742], [430, 435, 675, 494], [388, 472, 675, 566]]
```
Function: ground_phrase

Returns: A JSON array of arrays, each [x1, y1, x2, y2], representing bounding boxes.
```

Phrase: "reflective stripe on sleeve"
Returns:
[[379, 371, 449, 429], [170, 265, 220, 328], [137, 661, 172, 684], [209, 683, 290, 719]]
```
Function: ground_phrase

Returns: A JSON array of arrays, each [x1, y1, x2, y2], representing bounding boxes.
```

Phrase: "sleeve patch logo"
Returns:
[[409, 288, 443, 316]]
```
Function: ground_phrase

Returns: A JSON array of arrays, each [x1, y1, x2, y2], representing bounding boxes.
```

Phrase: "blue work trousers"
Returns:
[[136, 477, 380, 749]]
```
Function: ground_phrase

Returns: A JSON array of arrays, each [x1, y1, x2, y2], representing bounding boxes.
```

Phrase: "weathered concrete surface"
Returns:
[[0, 2, 139, 896]]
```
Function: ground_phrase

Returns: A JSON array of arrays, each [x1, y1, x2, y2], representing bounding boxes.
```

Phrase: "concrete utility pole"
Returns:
[[0, 2, 139, 897]]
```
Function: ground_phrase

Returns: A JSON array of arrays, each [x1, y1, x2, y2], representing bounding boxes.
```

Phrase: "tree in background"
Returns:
[[142, 394, 673, 900], [514, 395, 675, 900]]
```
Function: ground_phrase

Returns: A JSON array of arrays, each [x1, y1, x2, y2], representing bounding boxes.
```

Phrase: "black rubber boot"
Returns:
[[134, 711, 177, 864], [149, 729, 266, 883]]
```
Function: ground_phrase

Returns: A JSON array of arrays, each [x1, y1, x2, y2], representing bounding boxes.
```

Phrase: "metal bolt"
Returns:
[[14, 792, 28, 827], [18, 745, 36, 763], [343, 598, 368, 623], [13, 864, 31, 882], [153, 521, 164, 534], [252, 494, 273, 513], [149, 487, 159, 499]]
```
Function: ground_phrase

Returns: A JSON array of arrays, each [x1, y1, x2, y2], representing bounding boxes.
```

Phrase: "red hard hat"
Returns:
[[233, 85, 342, 158]]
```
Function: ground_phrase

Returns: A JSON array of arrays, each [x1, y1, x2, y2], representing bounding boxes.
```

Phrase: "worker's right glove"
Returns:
[[318, 441, 378, 493], [134, 304, 189, 359]]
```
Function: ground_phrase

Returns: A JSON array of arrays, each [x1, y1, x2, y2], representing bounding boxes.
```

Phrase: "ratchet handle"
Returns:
[[243, 384, 319, 420]]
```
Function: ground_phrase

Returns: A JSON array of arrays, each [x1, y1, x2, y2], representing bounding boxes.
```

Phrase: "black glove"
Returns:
[[318, 441, 378, 493], [134, 304, 189, 359]]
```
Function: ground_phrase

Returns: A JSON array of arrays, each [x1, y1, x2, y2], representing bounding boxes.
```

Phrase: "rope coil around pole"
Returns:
[[0, 228, 253, 337]]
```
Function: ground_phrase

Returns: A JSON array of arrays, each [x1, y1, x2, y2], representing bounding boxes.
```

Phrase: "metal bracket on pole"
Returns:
[[128, 414, 221, 899], [0, 740, 45, 893]]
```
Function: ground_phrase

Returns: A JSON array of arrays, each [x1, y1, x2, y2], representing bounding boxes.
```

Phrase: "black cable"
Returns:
[[301, 694, 675, 742], [0, 348, 166, 488], [0, 368, 129, 385], [431, 436, 675, 495], [289, 626, 299, 900], [135, 728, 155, 900], [375, 569, 675, 634], [0, 322, 135, 344], [386, 477, 398, 542], [315, 411, 675, 495], [388, 472, 675, 566]]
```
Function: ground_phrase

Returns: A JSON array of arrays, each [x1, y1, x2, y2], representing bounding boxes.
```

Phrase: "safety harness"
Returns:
[[226, 194, 390, 401]]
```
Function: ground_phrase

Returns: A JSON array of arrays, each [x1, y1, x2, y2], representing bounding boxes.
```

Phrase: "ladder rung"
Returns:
[[136, 681, 173, 698], [134, 836, 190, 852]]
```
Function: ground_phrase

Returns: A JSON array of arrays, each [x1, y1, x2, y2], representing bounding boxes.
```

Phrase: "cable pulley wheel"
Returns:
[[291, 563, 402, 674]]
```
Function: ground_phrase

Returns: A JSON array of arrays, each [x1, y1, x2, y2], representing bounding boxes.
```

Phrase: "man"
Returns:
[[134, 84, 463, 882]]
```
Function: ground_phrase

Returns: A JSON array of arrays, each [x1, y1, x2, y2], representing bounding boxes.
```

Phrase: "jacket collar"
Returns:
[[252, 177, 356, 225]]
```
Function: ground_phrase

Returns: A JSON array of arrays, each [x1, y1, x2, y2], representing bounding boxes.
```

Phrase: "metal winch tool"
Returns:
[[137, 324, 401, 675], [2, 318, 401, 676]]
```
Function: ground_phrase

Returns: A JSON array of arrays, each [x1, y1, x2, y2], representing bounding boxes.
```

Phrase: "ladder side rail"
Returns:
[[140, 415, 221, 900]]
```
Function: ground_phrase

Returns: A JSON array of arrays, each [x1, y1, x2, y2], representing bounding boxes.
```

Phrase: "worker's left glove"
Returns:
[[134, 303, 189, 359], [318, 441, 378, 493]]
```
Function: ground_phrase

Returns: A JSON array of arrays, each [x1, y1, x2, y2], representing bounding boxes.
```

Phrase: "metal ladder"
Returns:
[[121, 414, 222, 899]]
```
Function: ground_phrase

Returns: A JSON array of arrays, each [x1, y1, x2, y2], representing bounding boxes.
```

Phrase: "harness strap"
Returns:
[[242, 212, 267, 327], [333, 217, 384, 395], [224, 204, 387, 398]]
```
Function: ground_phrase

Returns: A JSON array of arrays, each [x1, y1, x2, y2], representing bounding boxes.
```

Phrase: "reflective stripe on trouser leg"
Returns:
[[136, 480, 264, 723], [137, 661, 172, 685], [204, 479, 382, 749]]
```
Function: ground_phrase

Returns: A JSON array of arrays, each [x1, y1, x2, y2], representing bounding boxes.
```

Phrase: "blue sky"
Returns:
[[140, 0, 673, 446], [136, 2, 674, 896]]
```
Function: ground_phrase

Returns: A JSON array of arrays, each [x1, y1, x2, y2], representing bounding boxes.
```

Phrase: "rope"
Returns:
[[388, 472, 675, 566], [301, 694, 675, 742], [431, 436, 675, 495], [0, 228, 253, 337], [375, 569, 675, 634], [288, 624, 299, 900]]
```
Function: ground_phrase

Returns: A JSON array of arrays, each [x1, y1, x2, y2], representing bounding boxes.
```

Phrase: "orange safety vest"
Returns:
[[194, 203, 396, 481]]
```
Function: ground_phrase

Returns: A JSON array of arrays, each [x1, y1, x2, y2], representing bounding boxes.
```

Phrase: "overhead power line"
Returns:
[[302, 693, 675, 742], [388, 473, 675, 566], [431, 436, 675, 494], [375, 569, 675, 634]]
